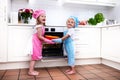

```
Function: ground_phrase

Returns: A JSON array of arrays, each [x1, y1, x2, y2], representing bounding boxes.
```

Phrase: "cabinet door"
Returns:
[[74, 28, 100, 59], [80, 0, 96, 1], [102, 26, 120, 63], [98, 0, 117, 4], [0, 23, 7, 62], [0, 0, 7, 62], [8, 26, 33, 62], [65, 0, 96, 2], [64, 0, 96, 4]]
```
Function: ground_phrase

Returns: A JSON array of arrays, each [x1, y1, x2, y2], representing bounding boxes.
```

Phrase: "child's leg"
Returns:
[[29, 60, 35, 72], [66, 46, 75, 74], [65, 66, 71, 72], [71, 66, 75, 72], [67, 66, 76, 74], [64, 42, 75, 74], [28, 60, 39, 76]]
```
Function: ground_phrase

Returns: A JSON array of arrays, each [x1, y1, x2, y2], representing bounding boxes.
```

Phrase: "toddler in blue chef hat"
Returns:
[[52, 16, 79, 74]]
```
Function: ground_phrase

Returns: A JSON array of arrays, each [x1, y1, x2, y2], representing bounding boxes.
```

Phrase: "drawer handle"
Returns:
[[74, 38, 79, 40], [75, 51, 79, 53]]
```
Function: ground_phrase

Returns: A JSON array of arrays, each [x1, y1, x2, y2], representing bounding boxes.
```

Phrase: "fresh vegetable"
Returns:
[[94, 13, 105, 23], [45, 35, 59, 40], [88, 18, 97, 25], [88, 13, 105, 25], [79, 20, 87, 25]]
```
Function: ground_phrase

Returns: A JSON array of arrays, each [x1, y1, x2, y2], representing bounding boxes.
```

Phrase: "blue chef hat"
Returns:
[[69, 16, 79, 28]]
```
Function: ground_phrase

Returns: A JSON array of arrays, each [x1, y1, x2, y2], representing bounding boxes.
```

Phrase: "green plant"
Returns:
[[88, 13, 105, 25]]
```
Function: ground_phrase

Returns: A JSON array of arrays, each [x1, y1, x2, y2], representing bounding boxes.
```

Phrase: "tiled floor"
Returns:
[[0, 64, 120, 80]]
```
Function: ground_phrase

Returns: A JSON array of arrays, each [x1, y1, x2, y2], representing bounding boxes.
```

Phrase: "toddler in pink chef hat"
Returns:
[[28, 9, 54, 76]]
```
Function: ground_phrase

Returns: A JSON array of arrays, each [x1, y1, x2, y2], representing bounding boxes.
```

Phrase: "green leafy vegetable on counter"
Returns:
[[88, 18, 97, 25], [95, 13, 105, 23], [88, 13, 105, 25]]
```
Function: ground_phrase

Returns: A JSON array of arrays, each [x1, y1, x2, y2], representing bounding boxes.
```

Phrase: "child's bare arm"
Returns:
[[62, 34, 70, 41], [52, 34, 70, 43], [37, 27, 54, 44], [37, 27, 45, 41]]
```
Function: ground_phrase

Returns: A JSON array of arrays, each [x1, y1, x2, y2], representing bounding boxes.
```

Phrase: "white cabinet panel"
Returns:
[[0, 0, 7, 62], [8, 26, 33, 61], [98, 0, 117, 4], [74, 28, 101, 59], [0, 7, 5, 17], [64, 0, 117, 6], [101, 26, 120, 63], [67, 0, 96, 1], [0, 24, 7, 62]]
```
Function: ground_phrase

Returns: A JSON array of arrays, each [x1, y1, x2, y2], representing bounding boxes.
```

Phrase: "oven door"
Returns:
[[42, 32, 64, 58]]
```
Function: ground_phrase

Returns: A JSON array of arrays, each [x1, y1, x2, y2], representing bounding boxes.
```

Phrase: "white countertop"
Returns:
[[8, 23, 35, 26], [7, 23, 65, 27], [8, 23, 120, 28], [77, 23, 120, 28]]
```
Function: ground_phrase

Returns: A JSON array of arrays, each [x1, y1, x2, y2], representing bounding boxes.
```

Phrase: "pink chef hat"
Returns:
[[32, 9, 46, 19]]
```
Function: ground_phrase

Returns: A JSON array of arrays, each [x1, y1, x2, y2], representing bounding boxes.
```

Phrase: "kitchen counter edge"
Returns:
[[7, 23, 65, 27], [8, 23, 120, 28]]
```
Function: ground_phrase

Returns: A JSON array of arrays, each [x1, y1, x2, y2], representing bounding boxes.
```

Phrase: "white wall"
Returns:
[[10, 0, 111, 26], [107, 0, 120, 23]]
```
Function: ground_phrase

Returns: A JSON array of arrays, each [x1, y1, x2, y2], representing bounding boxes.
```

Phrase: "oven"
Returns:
[[42, 27, 67, 58]]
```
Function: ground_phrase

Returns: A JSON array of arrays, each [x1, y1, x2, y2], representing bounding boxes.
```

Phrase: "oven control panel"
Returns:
[[45, 27, 64, 32]]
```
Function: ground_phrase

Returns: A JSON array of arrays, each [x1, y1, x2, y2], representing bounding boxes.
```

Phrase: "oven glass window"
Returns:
[[42, 32, 64, 57]]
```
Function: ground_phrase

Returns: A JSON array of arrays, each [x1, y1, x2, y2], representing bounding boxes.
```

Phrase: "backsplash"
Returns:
[[10, 0, 110, 26]]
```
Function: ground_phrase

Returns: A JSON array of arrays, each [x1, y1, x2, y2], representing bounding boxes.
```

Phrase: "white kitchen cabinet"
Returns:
[[63, 0, 96, 5], [64, 0, 96, 3], [0, 0, 7, 62], [70, 0, 96, 1], [63, 0, 117, 7], [74, 28, 101, 59], [8, 26, 34, 62], [101, 26, 120, 63], [97, 0, 117, 4]]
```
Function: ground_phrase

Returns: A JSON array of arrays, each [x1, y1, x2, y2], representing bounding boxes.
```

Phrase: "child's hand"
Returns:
[[49, 40, 55, 44], [52, 38, 62, 43], [43, 38, 55, 44]]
